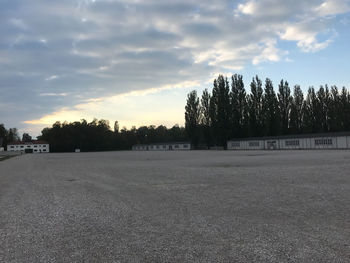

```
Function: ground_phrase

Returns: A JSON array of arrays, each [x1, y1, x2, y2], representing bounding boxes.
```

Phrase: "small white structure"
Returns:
[[7, 141, 50, 153], [132, 142, 191, 151], [227, 132, 350, 150]]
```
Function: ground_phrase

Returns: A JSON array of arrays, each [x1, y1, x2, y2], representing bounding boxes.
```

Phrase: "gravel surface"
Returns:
[[0, 150, 350, 262]]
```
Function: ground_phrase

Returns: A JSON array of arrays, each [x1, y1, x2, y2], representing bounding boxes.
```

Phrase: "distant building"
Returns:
[[7, 141, 50, 153], [132, 142, 191, 151], [227, 132, 350, 150]]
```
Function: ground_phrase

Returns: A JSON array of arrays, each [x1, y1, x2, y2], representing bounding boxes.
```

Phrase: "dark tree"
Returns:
[[314, 85, 329, 132], [340, 87, 350, 131], [289, 85, 304, 134], [327, 86, 341, 132], [22, 133, 32, 142], [200, 89, 212, 148], [114, 121, 119, 133], [302, 87, 317, 133], [230, 74, 249, 138], [185, 90, 201, 147], [248, 75, 264, 136], [210, 75, 231, 147], [262, 78, 280, 136], [278, 80, 292, 134], [0, 124, 7, 149], [7, 128, 20, 142]]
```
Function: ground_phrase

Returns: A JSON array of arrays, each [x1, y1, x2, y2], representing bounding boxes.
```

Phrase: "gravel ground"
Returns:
[[0, 150, 349, 262]]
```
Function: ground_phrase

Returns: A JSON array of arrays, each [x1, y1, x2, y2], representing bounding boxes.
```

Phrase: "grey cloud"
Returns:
[[0, 0, 349, 131]]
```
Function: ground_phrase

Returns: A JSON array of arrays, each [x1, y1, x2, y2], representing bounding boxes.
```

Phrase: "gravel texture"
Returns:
[[0, 150, 350, 262]]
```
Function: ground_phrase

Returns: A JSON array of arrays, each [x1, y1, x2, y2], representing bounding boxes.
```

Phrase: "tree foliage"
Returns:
[[185, 74, 350, 147], [38, 120, 187, 152], [0, 125, 20, 150]]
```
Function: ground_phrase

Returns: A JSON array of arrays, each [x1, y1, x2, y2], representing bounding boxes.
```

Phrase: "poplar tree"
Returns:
[[200, 89, 212, 148], [289, 85, 304, 134], [185, 90, 201, 147], [248, 75, 264, 136], [230, 74, 248, 138], [278, 80, 292, 134], [328, 86, 341, 132], [210, 75, 231, 147], [340, 87, 350, 130], [302, 87, 317, 133], [316, 85, 330, 132], [262, 78, 280, 136]]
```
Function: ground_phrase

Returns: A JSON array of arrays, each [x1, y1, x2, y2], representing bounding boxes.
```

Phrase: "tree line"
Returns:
[[0, 124, 37, 150], [0, 124, 19, 150], [37, 119, 187, 152], [185, 74, 350, 148]]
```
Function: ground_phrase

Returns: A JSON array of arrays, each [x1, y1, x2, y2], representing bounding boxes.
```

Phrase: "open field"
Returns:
[[1, 150, 350, 262]]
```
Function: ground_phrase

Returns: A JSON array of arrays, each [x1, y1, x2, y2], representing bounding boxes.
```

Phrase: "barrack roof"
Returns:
[[7, 140, 49, 145], [133, 141, 190, 147]]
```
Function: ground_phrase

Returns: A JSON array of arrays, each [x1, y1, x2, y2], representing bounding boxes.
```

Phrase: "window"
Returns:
[[156, 145, 160, 149], [10, 146, 14, 148], [183, 144, 188, 148], [34, 145, 37, 148], [27, 145, 30, 148], [174, 145, 179, 148], [163, 145, 166, 149], [285, 140, 300, 146], [315, 139, 332, 145], [20, 146, 24, 148], [43, 145, 47, 147], [43, 149, 47, 152], [231, 142, 240, 147], [249, 141, 260, 147]]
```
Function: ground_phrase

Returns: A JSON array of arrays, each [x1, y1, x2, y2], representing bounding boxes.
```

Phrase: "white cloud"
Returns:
[[39, 93, 68, 97], [315, 0, 350, 16], [45, 75, 59, 81], [9, 18, 28, 30], [0, 0, 349, 132], [280, 23, 336, 52], [252, 40, 285, 65]]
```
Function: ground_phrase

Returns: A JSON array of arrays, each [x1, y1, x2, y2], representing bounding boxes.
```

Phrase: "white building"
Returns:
[[132, 142, 191, 151], [227, 132, 350, 150], [7, 141, 50, 153]]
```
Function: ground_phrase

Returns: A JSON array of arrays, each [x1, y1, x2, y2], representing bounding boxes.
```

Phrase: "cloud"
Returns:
[[279, 22, 337, 52], [23, 80, 198, 134], [315, 0, 350, 16], [45, 75, 59, 81], [0, 0, 349, 134]]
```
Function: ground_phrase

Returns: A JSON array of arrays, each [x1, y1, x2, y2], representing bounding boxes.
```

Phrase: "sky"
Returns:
[[1, 0, 350, 137]]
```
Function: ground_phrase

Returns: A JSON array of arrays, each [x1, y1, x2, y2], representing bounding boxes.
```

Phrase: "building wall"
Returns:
[[227, 135, 350, 150], [133, 143, 191, 151], [7, 144, 50, 153]]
